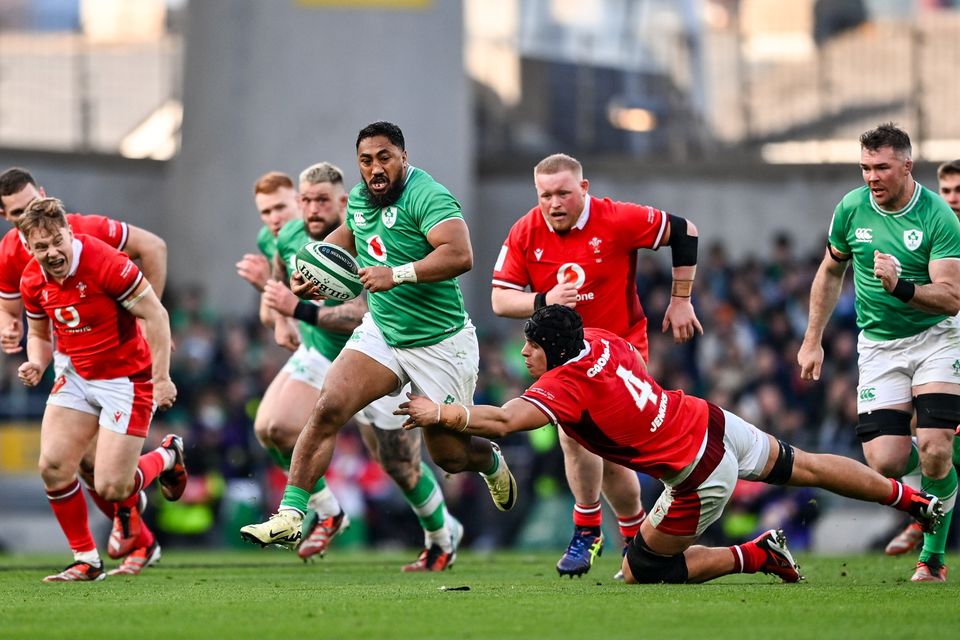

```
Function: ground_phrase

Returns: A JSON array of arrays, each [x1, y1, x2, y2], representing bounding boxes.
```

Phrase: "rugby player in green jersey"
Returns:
[[236, 172, 347, 554], [245, 162, 464, 570], [884, 158, 960, 557], [242, 123, 517, 564], [798, 124, 960, 581]]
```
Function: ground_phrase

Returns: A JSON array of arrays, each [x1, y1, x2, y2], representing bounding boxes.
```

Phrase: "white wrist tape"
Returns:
[[392, 262, 418, 284]]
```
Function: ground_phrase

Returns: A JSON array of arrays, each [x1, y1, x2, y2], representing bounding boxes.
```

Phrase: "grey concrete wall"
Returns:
[[167, 0, 473, 310]]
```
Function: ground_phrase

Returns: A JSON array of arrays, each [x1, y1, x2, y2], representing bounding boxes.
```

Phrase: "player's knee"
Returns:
[[96, 480, 133, 503], [624, 533, 689, 584], [38, 455, 74, 487], [264, 419, 299, 450], [311, 394, 353, 434], [431, 451, 469, 474]]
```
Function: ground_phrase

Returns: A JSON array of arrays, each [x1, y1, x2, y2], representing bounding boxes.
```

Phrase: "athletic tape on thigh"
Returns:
[[765, 439, 794, 485], [856, 409, 912, 442], [914, 393, 960, 429]]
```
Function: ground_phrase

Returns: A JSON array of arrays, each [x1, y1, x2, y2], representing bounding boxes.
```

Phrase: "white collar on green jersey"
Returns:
[[869, 179, 922, 217]]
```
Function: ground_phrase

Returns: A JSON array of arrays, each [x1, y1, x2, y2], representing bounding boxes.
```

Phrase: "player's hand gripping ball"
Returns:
[[294, 241, 363, 301]]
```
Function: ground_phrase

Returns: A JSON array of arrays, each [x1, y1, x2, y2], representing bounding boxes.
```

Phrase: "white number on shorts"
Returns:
[[616, 365, 657, 410]]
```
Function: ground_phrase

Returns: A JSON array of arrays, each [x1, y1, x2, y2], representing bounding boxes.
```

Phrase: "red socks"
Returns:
[[47, 479, 96, 553], [573, 501, 603, 529], [730, 541, 766, 574], [617, 509, 646, 541]]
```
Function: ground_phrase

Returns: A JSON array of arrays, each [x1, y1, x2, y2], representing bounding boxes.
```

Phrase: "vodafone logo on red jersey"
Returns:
[[556, 263, 595, 301], [557, 263, 585, 288]]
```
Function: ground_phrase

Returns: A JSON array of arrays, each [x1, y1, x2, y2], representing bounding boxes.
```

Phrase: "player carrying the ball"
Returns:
[[240, 121, 517, 557]]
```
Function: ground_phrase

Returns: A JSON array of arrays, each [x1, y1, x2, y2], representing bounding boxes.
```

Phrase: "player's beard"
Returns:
[[307, 217, 338, 241], [360, 179, 405, 209]]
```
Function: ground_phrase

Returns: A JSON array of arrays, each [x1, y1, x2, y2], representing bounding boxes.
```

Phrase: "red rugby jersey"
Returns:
[[492, 196, 667, 357], [0, 213, 127, 300], [21, 234, 151, 380], [520, 328, 708, 479]]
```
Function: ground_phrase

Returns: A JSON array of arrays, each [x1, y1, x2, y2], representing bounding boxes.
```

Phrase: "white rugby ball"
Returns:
[[294, 241, 363, 301]]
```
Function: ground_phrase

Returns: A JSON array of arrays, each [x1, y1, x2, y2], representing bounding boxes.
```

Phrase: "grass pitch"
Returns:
[[1, 549, 958, 640]]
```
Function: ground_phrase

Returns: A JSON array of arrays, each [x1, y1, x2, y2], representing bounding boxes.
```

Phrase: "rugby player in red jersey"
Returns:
[[16, 198, 185, 582], [0, 167, 171, 576], [398, 306, 944, 584], [492, 153, 702, 577]]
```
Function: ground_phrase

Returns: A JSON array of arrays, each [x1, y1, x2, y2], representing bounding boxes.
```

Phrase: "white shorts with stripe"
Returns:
[[648, 407, 770, 537], [46, 353, 155, 438]]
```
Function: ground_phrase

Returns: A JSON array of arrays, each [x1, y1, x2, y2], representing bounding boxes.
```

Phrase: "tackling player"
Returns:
[[491, 152, 702, 577], [398, 305, 945, 585], [16, 198, 185, 582]]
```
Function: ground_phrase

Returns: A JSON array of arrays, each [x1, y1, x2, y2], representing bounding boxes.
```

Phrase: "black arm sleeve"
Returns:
[[666, 214, 698, 267]]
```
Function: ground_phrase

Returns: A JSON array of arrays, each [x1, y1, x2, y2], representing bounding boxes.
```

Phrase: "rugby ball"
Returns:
[[294, 241, 363, 301]]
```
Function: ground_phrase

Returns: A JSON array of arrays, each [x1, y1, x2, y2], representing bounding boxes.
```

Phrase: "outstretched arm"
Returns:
[[396, 393, 549, 439]]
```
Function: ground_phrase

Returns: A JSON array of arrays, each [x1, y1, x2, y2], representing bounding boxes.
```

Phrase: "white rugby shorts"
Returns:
[[856, 315, 960, 413]]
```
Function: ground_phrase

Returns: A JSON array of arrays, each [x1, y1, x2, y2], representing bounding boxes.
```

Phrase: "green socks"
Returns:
[[919, 466, 958, 565], [268, 447, 327, 494], [279, 485, 311, 516], [403, 463, 446, 533]]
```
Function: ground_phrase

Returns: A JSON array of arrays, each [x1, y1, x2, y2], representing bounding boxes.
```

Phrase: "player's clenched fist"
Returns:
[[153, 377, 177, 410], [872, 250, 901, 292], [546, 282, 579, 308], [17, 361, 44, 387]]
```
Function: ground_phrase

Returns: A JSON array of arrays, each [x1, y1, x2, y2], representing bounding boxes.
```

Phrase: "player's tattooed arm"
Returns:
[[315, 296, 367, 334]]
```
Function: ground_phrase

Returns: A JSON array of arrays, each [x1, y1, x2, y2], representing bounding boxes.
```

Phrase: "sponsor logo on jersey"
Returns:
[[382, 206, 398, 229], [858, 386, 876, 402], [854, 227, 873, 242], [534, 248, 543, 261], [953, 359, 960, 376], [121, 260, 134, 278], [351, 210, 366, 226], [114, 410, 124, 423], [557, 263, 586, 288], [903, 229, 922, 251], [367, 235, 387, 262], [54, 306, 81, 328], [443, 395, 456, 405]]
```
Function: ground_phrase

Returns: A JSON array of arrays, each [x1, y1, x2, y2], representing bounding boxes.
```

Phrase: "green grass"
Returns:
[[1, 550, 958, 640]]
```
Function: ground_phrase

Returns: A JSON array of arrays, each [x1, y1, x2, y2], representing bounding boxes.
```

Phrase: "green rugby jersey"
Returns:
[[257, 225, 277, 260], [346, 166, 468, 348], [276, 218, 350, 361], [828, 182, 960, 340]]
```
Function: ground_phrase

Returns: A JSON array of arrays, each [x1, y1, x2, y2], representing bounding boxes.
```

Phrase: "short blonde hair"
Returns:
[[299, 162, 344, 187], [534, 153, 583, 181]]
